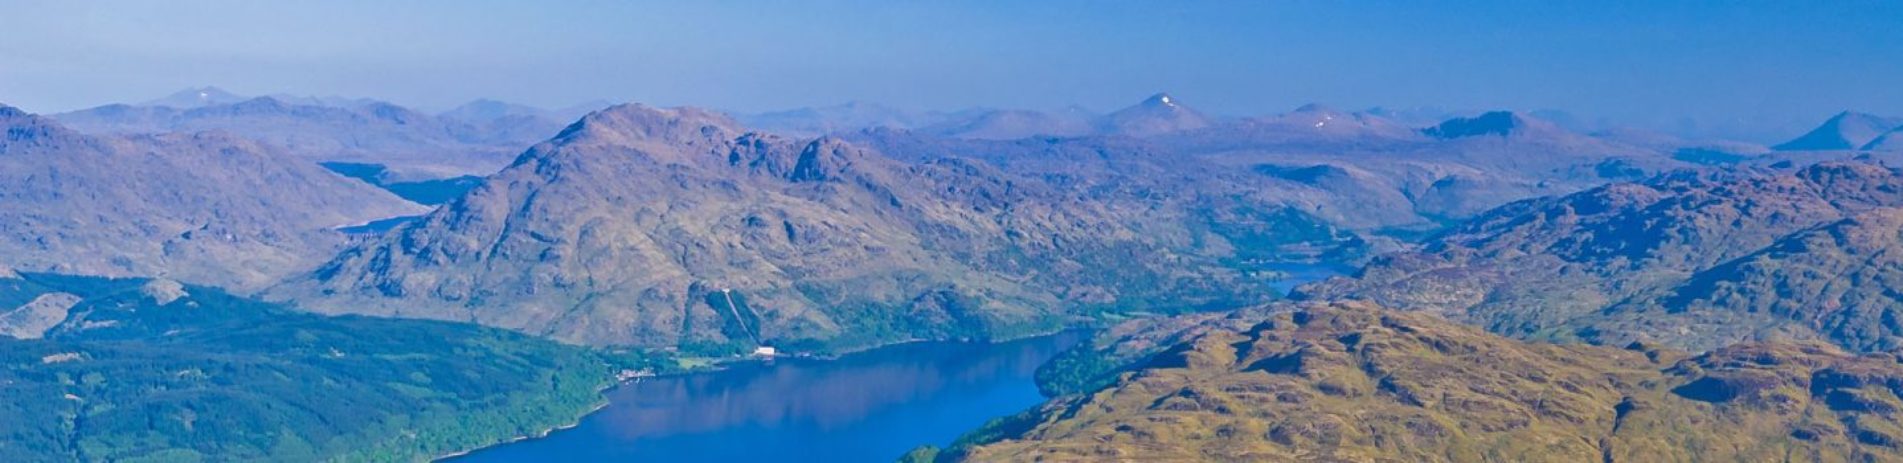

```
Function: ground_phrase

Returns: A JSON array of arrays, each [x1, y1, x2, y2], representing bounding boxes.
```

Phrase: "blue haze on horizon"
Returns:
[[1, 0, 1899, 142]]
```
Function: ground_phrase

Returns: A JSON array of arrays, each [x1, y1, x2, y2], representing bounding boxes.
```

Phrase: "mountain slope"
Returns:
[[946, 303, 1903, 462], [1297, 161, 1903, 352], [1864, 127, 1903, 151], [273, 104, 1279, 351], [0, 271, 630, 462], [1774, 111, 1902, 151], [0, 105, 425, 290]]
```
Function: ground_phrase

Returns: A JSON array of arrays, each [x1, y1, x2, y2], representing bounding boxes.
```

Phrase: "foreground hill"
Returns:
[[936, 303, 1903, 462], [0, 272, 630, 462], [1297, 161, 1903, 352], [0, 105, 425, 290], [272, 104, 1306, 351]]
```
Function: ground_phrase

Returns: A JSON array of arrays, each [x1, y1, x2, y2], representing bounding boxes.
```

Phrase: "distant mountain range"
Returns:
[[53, 87, 610, 178], [0, 105, 425, 290]]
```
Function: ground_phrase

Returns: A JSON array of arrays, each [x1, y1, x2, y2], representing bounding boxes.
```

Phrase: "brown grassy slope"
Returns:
[[961, 302, 1903, 462]]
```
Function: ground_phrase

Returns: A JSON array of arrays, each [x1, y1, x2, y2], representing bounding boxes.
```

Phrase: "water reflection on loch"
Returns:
[[451, 332, 1082, 462]]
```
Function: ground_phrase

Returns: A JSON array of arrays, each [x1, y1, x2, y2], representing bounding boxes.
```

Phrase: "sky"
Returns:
[[2, 0, 1900, 141]]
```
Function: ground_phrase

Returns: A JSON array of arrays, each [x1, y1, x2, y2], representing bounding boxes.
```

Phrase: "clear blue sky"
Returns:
[[2, 0, 1899, 140]]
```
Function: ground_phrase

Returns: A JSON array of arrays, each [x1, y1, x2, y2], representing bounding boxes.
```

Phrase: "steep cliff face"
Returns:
[[954, 303, 1903, 462], [274, 104, 1275, 351]]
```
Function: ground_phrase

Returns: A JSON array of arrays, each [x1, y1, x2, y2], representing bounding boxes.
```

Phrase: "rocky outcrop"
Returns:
[[0, 292, 80, 339]]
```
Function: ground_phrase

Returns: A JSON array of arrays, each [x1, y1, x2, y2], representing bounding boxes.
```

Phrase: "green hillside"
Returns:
[[0, 273, 633, 462]]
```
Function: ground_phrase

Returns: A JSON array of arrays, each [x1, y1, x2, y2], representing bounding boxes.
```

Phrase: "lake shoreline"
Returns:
[[431, 388, 615, 462]]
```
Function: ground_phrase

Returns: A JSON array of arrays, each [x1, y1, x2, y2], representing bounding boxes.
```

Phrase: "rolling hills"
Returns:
[[1297, 161, 1903, 352]]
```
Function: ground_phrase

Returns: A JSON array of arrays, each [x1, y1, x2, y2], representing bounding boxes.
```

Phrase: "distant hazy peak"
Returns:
[[1773, 111, 1902, 151], [219, 96, 291, 110], [1103, 92, 1211, 136], [1421, 110, 1560, 139], [144, 86, 247, 108], [440, 98, 548, 123], [1292, 103, 1339, 114], [1143, 92, 1178, 108]]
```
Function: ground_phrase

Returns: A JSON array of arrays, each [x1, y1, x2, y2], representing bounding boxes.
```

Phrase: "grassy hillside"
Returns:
[[946, 302, 1903, 462]]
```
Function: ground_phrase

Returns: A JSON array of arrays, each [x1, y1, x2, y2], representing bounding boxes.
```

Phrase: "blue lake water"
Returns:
[[449, 332, 1083, 463], [1263, 261, 1357, 294]]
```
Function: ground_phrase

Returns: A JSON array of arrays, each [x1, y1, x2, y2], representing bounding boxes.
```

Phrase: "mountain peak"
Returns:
[[1421, 110, 1558, 139], [1142, 92, 1179, 108], [552, 103, 742, 148], [0, 104, 76, 141], [146, 86, 247, 108], [1103, 93, 1210, 136], [0, 103, 28, 120], [439, 99, 546, 123], [1292, 103, 1338, 114]]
